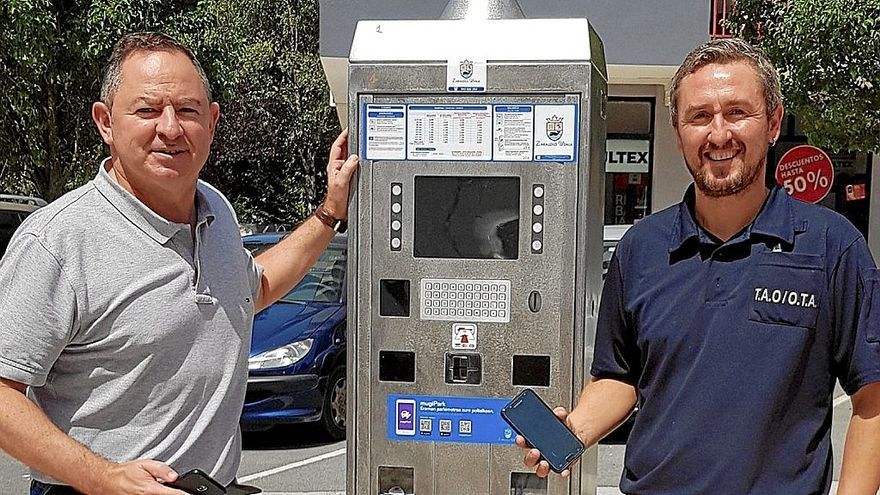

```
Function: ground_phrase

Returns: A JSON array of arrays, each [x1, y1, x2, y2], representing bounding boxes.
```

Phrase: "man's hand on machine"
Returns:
[[323, 129, 359, 221], [514, 406, 578, 479]]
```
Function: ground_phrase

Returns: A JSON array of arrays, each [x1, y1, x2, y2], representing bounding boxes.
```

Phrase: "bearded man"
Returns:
[[518, 38, 880, 495]]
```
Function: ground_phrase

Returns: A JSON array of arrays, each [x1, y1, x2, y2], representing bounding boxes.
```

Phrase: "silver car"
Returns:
[[0, 194, 47, 256]]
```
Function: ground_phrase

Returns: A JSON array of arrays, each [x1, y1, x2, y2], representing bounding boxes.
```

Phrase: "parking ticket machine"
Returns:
[[346, 4, 607, 494]]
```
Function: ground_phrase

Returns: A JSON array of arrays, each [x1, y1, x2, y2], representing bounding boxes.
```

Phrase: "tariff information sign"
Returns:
[[775, 145, 834, 204]]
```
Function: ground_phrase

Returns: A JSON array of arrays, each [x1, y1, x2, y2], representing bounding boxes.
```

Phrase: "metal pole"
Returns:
[[440, 0, 526, 20]]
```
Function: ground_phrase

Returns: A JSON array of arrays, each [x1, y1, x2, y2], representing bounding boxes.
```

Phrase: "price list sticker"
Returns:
[[406, 105, 492, 161]]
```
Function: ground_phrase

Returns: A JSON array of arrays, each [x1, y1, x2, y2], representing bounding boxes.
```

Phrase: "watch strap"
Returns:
[[315, 204, 347, 233]]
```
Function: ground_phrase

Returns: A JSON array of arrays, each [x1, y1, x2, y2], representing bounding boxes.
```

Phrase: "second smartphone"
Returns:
[[501, 388, 585, 473]]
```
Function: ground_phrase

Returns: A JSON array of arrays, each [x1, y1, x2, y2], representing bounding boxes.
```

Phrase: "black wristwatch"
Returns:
[[315, 203, 348, 233]]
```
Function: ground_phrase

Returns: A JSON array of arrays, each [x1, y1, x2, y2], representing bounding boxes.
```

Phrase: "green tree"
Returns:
[[204, 0, 340, 226], [0, 0, 338, 226], [0, 0, 235, 200], [729, 0, 880, 152], [0, 0, 103, 200]]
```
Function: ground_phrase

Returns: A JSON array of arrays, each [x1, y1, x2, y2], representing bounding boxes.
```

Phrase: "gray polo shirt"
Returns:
[[0, 161, 262, 485]]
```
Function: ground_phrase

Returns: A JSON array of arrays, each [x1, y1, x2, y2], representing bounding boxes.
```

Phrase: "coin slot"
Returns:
[[528, 290, 542, 313]]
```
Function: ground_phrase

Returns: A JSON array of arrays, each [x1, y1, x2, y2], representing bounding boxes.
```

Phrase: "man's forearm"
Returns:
[[567, 377, 638, 447], [254, 215, 335, 312], [838, 382, 880, 495], [0, 379, 113, 493]]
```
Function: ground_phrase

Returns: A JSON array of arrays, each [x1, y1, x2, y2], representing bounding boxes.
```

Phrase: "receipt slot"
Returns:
[[346, 4, 607, 495]]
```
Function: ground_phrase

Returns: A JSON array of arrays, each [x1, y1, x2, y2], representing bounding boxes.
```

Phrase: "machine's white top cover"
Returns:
[[350, 18, 596, 62]]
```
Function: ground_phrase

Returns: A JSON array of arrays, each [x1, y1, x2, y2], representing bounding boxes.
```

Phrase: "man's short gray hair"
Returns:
[[100, 32, 213, 108], [669, 38, 782, 126]]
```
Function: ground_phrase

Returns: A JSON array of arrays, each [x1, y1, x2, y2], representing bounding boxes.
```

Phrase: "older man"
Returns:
[[0, 32, 357, 495], [519, 38, 880, 494]]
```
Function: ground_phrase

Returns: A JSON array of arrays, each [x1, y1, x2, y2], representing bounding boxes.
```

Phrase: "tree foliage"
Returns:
[[0, 0, 103, 200], [203, 0, 340, 225], [729, 0, 880, 152], [0, 0, 338, 225]]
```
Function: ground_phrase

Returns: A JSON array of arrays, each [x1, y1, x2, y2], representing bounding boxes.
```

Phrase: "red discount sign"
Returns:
[[775, 145, 834, 203]]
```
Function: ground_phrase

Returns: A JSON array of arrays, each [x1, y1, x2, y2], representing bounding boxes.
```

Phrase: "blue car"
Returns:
[[241, 233, 347, 439]]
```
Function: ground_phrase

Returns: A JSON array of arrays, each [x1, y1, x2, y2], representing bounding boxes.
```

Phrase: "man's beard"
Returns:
[[686, 154, 765, 198]]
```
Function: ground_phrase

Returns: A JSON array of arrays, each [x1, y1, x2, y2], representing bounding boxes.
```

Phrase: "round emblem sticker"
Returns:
[[774, 145, 834, 204]]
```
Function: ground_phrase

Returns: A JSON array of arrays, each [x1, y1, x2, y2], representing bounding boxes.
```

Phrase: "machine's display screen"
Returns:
[[413, 176, 519, 260]]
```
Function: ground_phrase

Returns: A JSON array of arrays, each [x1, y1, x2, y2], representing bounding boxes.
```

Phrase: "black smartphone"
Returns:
[[168, 469, 226, 495], [501, 388, 585, 473]]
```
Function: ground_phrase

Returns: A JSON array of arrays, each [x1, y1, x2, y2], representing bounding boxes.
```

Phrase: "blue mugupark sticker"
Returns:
[[387, 394, 516, 445]]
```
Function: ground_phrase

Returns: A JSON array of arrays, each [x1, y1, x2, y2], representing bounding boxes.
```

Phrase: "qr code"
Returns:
[[439, 419, 452, 434]]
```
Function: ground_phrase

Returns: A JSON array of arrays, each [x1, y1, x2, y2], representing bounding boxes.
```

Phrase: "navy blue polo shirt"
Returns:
[[592, 185, 880, 494]]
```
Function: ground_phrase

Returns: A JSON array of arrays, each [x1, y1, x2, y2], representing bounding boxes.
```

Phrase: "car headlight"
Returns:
[[248, 339, 313, 370]]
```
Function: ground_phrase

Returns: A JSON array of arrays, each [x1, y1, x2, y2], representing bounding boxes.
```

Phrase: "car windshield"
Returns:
[[283, 244, 346, 303], [246, 239, 347, 304]]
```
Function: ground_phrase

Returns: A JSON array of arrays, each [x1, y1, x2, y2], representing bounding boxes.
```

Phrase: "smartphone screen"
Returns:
[[395, 398, 417, 436], [501, 388, 585, 473]]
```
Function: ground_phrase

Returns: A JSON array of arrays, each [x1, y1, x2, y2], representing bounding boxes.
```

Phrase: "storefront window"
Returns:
[[768, 115, 873, 238], [605, 98, 654, 226]]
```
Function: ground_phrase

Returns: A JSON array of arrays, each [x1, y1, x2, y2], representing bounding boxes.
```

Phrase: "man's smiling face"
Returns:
[[674, 61, 782, 198], [101, 49, 219, 196]]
